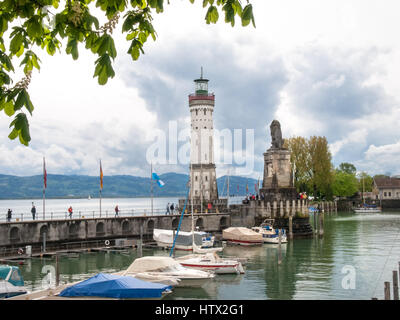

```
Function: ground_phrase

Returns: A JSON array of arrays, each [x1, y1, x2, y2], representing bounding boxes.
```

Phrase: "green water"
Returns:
[[16, 211, 400, 300]]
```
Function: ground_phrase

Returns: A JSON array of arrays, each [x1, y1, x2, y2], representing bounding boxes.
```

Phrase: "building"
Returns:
[[373, 177, 400, 199], [189, 72, 219, 202]]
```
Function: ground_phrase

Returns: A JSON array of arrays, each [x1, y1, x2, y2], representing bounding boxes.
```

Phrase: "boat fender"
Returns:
[[18, 247, 24, 255], [105, 240, 110, 246]]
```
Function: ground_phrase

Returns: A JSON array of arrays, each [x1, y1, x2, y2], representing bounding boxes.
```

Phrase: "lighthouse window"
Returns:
[[195, 176, 198, 181], [204, 109, 206, 115], [205, 176, 208, 181], [196, 110, 198, 116]]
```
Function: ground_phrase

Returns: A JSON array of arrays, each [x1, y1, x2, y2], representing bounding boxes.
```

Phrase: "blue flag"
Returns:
[[152, 173, 165, 187]]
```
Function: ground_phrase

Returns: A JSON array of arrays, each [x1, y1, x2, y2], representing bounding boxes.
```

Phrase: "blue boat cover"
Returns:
[[59, 273, 171, 299]]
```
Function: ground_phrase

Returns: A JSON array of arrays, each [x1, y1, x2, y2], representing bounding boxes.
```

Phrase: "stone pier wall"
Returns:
[[229, 199, 337, 229], [0, 213, 231, 254]]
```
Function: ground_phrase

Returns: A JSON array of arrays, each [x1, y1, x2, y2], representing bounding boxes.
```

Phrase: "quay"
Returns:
[[0, 199, 337, 258]]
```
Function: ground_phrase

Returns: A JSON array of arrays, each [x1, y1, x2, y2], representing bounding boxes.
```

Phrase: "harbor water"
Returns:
[[6, 203, 399, 300]]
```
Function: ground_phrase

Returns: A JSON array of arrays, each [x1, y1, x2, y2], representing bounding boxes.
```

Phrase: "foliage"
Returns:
[[332, 169, 358, 197], [358, 171, 373, 192], [286, 135, 334, 199], [0, 0, 255, 146], [338, 162, 356, 175]]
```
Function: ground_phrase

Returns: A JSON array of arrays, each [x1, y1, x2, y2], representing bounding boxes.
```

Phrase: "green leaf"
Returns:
[[205, 5, 219, 24], [8, 113, 31, 146], [241, 4, 253, 27], [4, 100, 14, 116]]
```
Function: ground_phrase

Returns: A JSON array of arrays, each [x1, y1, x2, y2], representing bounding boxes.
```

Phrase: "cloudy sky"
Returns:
[[0, 0, 399, 178]]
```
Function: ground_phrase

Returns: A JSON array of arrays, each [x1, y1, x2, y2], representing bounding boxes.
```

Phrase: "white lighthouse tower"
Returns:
[[189, 70, 219, 203]]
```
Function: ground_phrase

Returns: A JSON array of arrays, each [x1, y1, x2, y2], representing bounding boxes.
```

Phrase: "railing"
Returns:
[[0, 207, 180, 223]]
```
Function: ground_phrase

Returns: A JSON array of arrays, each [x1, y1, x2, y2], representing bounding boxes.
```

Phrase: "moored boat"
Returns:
[[354, 204, 382, 214], [251, 219, 288, 244], [153, 228, 215, 251], [175, 251, 245, 274], [120, 256, 215, 288], [0, 265, 28, 299], [222, 227, 263, 246], [58, 273, 172, 300]]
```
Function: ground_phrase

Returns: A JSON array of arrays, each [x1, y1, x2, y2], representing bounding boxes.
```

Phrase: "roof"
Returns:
[[374, 177, 400, 188]]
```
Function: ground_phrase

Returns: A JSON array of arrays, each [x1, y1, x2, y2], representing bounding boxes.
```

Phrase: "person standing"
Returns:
[[114, 205, 119, 217], [166, 203, 170, 215], [7, 209, 12, 222], [170, 203, 174, 215], [31, 203, 36, 220], [68, 206, 73, 219], [207, 202, 212, 213]]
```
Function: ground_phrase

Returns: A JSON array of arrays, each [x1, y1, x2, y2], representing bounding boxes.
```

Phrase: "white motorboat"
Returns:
[[354, 205, 381, 214], [0, 265, 28, 299], [120, 256, 215, 288], [175, 251, 245, 274], [153, 228, 215, 251], [222, 227, 263, 246], [251, 219, 288, 244]]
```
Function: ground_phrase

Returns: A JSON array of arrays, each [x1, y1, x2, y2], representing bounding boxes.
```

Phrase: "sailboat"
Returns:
[[354, 174, 381, 214], [174, 166, 245, 274]]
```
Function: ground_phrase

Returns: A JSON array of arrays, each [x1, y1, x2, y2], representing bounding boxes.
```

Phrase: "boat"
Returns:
[[354, 204, 382, 214], [308, 206, 319, 213], [153, 228, 215, 251], [0, 265, 28, 299], [251, 219, 288, 244], [58, 273, 172, 300], [354, 174, 381, 214], [175, 251, 245, 274], [222, 227, 263, 246], [120, 256, 215, 288]]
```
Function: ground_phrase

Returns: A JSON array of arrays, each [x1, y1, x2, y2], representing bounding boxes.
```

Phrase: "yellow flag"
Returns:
[[100, 160, 103, 190]]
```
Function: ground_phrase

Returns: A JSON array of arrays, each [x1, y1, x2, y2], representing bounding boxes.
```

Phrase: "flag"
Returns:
[[43, 157, 47, 189], [237, 184, 239, 193], [246, 180, 249, 194], [255, 182, 258, 194], [152, 172, 165, 187], [100, 160, 103, 190]]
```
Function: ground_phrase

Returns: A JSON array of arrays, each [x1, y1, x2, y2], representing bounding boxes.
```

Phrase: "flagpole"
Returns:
[[151, 162, 153, 216], [99, 159, 102, 218], [227, 168, 230, 208], [43, 157, 46, 220]]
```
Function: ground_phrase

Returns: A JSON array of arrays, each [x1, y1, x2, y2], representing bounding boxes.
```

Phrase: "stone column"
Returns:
[[285, 200, 290, 218], [291, 200, 296, 216], [273, 201, 277, 218], [280, 200, 284, 217]]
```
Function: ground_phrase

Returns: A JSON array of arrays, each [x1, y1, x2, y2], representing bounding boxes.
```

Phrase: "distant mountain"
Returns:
[[0, 173, 259, 199]]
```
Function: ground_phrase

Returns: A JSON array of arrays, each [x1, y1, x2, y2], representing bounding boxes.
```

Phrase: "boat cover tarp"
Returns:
[[153, 229, 205, 246], [125, 256, 179, 273], [222, 227, 263, 242], [58, 273, 171, 299]]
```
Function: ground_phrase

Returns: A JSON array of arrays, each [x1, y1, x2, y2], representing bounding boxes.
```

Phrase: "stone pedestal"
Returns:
[[260, 147, 297, 203]]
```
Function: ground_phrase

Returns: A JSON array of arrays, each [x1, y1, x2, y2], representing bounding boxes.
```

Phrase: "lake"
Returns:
[[11, 208, 400, 300]]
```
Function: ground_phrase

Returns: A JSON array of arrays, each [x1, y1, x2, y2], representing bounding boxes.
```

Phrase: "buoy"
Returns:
[[105, 240, 110, 246]]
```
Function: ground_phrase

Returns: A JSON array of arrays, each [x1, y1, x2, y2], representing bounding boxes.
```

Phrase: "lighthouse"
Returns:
[[189, 71, 219, 203]]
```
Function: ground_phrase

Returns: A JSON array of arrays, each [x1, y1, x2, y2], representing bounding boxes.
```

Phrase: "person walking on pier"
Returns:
[[7, 209, 12, 222], [114, 205, 119, 217], [68, 206, 73, 219], [31, 203, 36, 220]]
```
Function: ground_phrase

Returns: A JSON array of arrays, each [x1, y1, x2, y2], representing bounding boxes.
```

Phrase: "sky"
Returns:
[[0, 0, 399, 178]]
